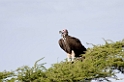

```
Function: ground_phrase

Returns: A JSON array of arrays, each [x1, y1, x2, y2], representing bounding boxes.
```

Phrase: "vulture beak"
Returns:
[[59, 31, 63, 34], [59, 30, 64, 37]]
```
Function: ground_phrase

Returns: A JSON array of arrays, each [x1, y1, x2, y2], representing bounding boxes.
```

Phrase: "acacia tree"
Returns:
[[1, 39, 124, 82], [45, 39, 124, 82]]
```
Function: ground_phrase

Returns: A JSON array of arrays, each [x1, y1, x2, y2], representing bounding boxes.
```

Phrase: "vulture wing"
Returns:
[[66, 36, 86, 57], [58, 38, 71, 54]]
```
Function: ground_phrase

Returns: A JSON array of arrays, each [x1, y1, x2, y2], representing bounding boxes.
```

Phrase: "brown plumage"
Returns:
[[58, 29, 86, 61]]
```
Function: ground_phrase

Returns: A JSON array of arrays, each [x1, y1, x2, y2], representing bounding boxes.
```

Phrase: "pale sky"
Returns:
[[0, 0, 124, 81]]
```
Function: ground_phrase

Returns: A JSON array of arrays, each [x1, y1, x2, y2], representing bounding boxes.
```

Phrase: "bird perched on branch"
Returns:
[[58, 29, 86, 62]]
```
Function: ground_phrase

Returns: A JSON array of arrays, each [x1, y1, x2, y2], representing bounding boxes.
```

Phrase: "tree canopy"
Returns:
[[1, 39, 124, 82]]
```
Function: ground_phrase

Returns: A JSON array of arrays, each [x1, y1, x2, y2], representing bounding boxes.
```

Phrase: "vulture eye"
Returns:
[[63, 29, 66, 32]]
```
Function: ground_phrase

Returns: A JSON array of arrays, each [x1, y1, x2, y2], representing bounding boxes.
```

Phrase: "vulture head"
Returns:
[[59, 29, 68, 37]]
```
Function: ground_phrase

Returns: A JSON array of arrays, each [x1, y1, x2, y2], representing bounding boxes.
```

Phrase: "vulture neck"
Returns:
[[62, 34, 68, 39]]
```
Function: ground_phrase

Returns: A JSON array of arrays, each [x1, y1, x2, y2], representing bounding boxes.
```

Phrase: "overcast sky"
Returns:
[[0, 0, 124, 81]]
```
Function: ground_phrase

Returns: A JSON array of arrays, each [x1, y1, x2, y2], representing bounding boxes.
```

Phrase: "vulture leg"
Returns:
[[67, 50, 75, 62], [71, 50, 75, 61], [67, 53, 71, 62]]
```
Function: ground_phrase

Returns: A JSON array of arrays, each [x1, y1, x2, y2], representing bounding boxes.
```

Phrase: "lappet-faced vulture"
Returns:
[[58, 29, 86, 62]]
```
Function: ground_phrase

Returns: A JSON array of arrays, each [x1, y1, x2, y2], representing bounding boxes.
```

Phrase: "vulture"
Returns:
[[58, 29, 86, 62]]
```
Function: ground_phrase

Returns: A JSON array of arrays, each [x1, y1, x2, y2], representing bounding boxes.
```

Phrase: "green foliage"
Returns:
[[0, 39, 124, 82], [15, 57, 47, 82], [0, 71, 14, 82]]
